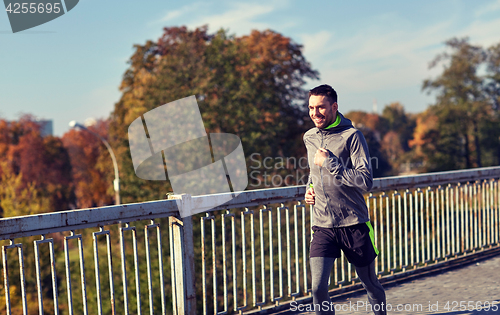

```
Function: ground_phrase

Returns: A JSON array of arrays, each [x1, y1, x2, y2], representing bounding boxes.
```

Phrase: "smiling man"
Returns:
[[304, 84, 386, 315]]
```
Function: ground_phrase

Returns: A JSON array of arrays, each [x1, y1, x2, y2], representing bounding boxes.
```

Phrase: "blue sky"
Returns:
[[1, 0, 500, 136]]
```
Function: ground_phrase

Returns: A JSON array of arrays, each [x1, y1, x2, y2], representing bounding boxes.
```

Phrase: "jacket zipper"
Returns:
[[319, 131, 333, 219]]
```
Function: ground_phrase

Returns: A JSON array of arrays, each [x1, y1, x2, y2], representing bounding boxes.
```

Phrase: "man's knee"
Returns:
[[311, 274, 330, 300], [311, 280, 325, 298], [360, 277, 384, 294]]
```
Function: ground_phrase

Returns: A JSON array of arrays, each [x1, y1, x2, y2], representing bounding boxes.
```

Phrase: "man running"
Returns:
[[304, 84, 386, 315]]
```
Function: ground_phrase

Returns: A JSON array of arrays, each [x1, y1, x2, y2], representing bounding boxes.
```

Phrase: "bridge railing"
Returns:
[[0, 166, 499, 314], [196, 166, 500, 314]]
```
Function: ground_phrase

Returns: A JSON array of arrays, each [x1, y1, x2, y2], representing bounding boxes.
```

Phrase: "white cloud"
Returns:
[[299, 30, 334, 60], [160, 10, 186, 22], [474, 0, 500, 17], [152, 0, 290, 35], [300, 19, 455, 95], [458, 17, 500, 48], [187, 2, 279, 35], [152, 2, 207, 25]]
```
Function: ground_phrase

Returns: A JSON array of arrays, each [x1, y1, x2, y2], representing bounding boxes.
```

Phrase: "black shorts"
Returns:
[[309, 222, 379, 267]]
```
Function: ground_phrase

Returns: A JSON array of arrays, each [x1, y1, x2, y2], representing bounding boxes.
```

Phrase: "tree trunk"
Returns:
[[498, 138, 500, 165], [473, 121, 482, 167], [464, 133, 471, 169]]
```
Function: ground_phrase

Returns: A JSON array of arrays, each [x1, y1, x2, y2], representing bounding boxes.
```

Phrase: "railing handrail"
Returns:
[[1, 165, 498, 240], [0, 199, 179, 240], [371, 165, 500, 191]]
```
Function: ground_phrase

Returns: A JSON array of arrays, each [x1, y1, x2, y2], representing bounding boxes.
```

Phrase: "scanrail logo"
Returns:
[[3, 0, 79, 33], [128, 96, 248, 217]]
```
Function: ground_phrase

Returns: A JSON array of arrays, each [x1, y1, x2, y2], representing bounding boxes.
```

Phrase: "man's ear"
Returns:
[[332, 102, 338, 112]]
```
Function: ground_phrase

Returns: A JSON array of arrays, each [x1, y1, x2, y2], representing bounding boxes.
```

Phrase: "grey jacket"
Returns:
[[304, 112, 373, 228]]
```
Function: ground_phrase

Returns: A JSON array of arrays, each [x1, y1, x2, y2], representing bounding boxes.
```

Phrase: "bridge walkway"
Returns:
[[280, 253, 500, 315]]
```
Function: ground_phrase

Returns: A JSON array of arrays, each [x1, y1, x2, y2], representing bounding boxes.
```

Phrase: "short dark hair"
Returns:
[[308, 84, 337, 105]]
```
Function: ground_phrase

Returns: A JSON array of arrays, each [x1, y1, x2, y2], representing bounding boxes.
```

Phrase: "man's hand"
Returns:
[[314, 148, 329, 166], [305, 187, 315, 205]]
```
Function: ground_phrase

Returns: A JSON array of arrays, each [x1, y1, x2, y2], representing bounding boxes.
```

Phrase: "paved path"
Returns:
[[284, 254, 500, 315]]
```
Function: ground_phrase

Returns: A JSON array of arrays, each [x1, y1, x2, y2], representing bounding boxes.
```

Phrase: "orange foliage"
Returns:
[[0, 115, 74, 211], [62, 119, 114, 208], [408, 111, 439, 153], [345, 111, 383, 132]]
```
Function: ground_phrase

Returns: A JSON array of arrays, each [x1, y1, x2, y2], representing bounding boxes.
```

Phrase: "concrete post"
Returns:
[[168, 194, 196, 315]]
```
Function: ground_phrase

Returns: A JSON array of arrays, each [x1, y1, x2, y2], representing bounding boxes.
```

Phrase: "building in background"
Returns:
[[36, 119, 53, 137]]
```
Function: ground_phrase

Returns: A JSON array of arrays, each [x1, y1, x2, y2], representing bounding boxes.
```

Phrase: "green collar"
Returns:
[[325, 113, 340, 129]]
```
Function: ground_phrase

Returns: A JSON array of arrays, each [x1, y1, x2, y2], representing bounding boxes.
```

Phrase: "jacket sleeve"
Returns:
[[306, 173, 313, 189], [305, 155, 313, 190], [322, 130, 373, 191], [303, 134, 314, 189]]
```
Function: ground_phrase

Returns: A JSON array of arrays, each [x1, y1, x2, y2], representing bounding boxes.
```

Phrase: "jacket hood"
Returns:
[[318, 112, 353, 133]]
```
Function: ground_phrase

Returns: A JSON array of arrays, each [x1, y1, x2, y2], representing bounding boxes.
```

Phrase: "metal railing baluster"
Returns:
[[285, 206, 292, 297], [430, 188, 436, 262], [300, 202, 308, 295], [459, 184, 465, 254], [425, 187, 432, 263], [473, 183, 478, 250], [222, 211, 229, 314], [438, 186, 445, 259], [391, 191, 398, 271], [259, 206, 268, 307], [2, 240, 28, 315], [277, 205, 284, 302], [34, 235, 59, 315], [119, 223, 141, 315], [228, 210, 238, 312], [402, 190, 409, 269], [293, 203, 300, 297], [93, 227, 115, 315], [64, 231, 88, 315]]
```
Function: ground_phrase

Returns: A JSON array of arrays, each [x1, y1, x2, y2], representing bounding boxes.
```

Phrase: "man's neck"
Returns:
[[324, 112, 340, 129]]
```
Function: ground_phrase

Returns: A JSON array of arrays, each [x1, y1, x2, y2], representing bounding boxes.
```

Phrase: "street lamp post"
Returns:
[[69, 120, 120, 205]]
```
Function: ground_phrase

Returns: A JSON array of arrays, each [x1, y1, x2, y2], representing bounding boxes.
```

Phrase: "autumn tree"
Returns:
[[62, 119, 115, 208], [345, 111, 386, 135], [0, 139, 62, 315], [408, 108, 462, 171], [0, 116, 75, 211], [109, 26, 318, 202], [377, 102, 416, 172], [381, 102, 416, 151]]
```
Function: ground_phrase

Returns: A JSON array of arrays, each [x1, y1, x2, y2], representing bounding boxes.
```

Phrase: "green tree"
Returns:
[[485, 42, 500, 164], [486, 43, 500, 111], [421, 37, 499, 171]]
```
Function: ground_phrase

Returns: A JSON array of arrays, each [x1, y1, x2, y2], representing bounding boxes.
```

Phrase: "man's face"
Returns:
[[309, 95, 338, 129]]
